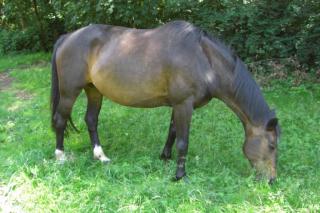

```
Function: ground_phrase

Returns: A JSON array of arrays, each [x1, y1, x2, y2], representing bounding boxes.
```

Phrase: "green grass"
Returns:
[[0, 53, 319, 212], [0, 52, 50, 72]]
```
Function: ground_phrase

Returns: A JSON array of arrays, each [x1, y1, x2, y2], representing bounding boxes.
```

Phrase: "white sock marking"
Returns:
[[55, 149, 66, 162], [93, 146, 110, 163]]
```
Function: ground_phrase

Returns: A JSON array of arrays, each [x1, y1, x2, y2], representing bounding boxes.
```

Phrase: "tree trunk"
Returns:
[[32, 0, 47, 51]]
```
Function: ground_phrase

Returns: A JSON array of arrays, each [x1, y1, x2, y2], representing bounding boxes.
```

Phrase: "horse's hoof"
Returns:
[[55, 149, 67, 163], [172, 176, 180, 182], [172, 174, 188, 182], [160, 153, 171, 161], [173, 169, 187, 181], [93, 146, 111, 163], [94, 155, 111, 164], [100, 157, 111, 164]]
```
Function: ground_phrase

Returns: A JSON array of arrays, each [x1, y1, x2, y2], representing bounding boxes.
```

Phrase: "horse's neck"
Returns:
[[215, 58, 270, 130], [200, 35, 271, 128]]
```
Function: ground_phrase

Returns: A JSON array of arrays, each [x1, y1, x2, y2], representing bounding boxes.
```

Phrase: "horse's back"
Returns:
[[55, 21, 211, 107], [90, 26, 171, 107], [90, 22, 208, 107]]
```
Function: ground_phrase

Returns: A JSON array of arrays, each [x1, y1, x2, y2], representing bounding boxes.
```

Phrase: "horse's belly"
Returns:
[[91, 70, 170, 108], [102, 88, 169, 107]]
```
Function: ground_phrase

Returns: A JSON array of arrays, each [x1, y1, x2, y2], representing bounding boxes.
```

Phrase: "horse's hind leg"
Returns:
[[54, 90, 81, 162], [160, 111, 176, 160], [84, 84, 110, 163]]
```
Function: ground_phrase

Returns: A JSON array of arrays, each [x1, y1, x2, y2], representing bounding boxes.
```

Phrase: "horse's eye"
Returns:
[[268, 144, 275, 151]]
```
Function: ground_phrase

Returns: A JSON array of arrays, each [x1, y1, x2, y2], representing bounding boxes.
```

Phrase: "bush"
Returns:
[[1, 0, 319, 72], [0, 28, 41, 54], [296, 13, 320, 70]]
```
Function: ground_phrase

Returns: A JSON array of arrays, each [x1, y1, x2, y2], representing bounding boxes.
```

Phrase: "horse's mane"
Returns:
[[232, 58, 272, 124], [161, 21, 203, 43], [199, 27, 272, 124]]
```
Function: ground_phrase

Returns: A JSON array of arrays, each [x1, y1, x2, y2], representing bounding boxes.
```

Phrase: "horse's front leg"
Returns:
[[160, 111, 176, 160], [173, 97, 193, 180]]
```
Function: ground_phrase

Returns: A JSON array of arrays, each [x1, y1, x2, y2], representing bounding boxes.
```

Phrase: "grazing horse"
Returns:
[[51, 21, 280, 183]]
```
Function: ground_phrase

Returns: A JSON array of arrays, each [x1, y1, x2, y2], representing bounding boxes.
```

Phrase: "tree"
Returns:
[[0, 0, 319, 71]]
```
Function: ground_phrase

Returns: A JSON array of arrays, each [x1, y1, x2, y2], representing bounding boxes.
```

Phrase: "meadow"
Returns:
[[0, 53, 319, 212]]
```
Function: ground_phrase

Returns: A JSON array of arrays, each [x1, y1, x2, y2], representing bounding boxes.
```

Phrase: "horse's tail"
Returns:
[[51, 35, 79, 133]]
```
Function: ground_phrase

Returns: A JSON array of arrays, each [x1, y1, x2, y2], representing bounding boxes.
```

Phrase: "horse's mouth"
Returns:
[[253, 161, 277, 184]]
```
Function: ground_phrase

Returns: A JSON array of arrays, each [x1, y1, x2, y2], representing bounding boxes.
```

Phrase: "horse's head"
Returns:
[[243, 117, 280, 184]]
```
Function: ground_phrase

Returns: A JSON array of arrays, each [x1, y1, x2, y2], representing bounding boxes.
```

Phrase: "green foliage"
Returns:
[[0, 0, 319, 71], [295, 5, 320, 70], [0, 53, 319, 212], [0, 28, 42, 54]]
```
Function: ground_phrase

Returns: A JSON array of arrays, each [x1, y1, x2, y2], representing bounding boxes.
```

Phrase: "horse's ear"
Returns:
[[266, 118, 278, 131]]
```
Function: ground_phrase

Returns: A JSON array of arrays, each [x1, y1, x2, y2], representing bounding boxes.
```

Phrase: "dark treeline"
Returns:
[[0, 0, 319, 71]]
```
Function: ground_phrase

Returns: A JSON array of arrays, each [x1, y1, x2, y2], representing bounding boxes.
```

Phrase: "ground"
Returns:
[[0, 53, 319, 212]]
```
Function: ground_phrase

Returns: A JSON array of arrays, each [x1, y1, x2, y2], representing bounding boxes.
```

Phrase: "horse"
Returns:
[[51, 21, 280, 183]]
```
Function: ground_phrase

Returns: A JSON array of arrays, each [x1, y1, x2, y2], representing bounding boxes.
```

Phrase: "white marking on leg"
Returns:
[[55, 149, 66, 162], [93, 146, 110, 163]]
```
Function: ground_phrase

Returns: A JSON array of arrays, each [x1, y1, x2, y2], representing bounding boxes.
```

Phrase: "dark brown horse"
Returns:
[[51, 21, 280, 183]]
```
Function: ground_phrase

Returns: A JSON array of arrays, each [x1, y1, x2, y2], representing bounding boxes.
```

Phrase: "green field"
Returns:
[[0, 53, 319, 212]]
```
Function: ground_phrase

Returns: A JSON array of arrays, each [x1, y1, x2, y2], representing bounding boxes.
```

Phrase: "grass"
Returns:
[[0, 52, 50, 72], [0, 53, 319, 212]]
